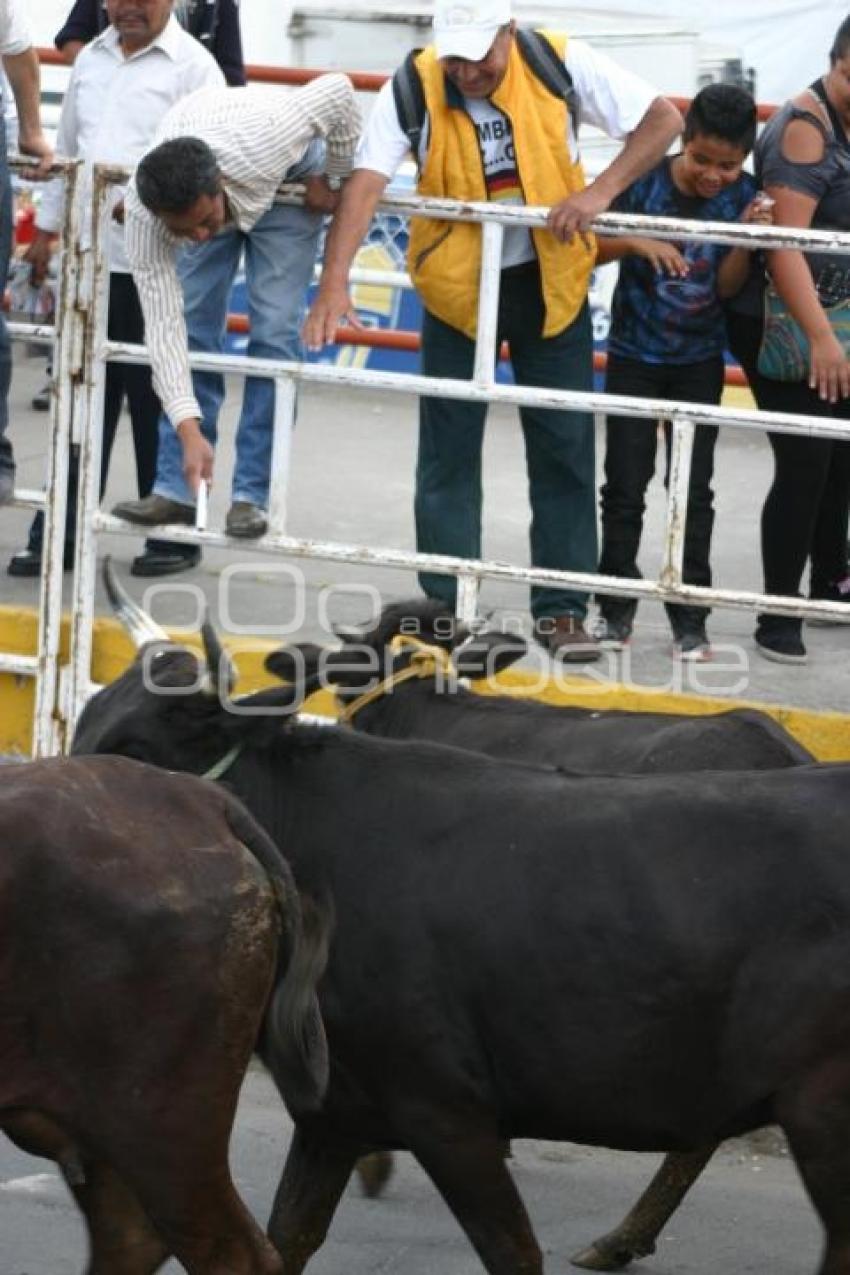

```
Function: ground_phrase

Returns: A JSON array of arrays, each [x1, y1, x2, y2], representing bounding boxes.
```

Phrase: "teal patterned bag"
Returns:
[[758, 283, 850, 382]]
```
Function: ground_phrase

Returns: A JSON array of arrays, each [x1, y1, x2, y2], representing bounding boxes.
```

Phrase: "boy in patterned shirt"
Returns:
[[594, 84, 771, 659]]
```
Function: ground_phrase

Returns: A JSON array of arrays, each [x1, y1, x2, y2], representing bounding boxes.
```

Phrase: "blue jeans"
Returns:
[[153, 139, 325, 508], [416, 263, 597, 620], [0, 129, 13, 482]]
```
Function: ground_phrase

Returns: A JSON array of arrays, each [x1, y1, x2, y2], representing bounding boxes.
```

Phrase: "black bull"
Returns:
[[266, 599, 813, 775], [267, 601, 814, 1265], [0, 755, 328, 1275], [72, 614, 850, 1275]]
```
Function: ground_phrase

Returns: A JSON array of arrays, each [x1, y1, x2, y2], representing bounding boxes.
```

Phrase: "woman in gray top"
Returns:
[[746, 15, 850, 664]]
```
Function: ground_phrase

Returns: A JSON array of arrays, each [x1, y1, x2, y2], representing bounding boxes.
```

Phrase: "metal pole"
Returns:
[[473, 221, 503, 386], [64, 170, 113, 746], [456, 575, 481, 627], [660, 416, 696, 590], [32, 160, 83, 757], [267, 375, 297, 536]]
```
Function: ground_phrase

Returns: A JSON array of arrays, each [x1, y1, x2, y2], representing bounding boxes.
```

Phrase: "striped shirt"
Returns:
[[125, 75, 361, 429]]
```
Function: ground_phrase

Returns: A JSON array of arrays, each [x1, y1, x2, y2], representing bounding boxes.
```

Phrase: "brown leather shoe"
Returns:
[[112, 493, 196, 527], [535, 615, 601, 663], [225, 501, 267, 539]]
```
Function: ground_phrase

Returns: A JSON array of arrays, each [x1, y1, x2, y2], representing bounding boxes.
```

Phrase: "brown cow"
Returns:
[[0, 754, 328, 1274]]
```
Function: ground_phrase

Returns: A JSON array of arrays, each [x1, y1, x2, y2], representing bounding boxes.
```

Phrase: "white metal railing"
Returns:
[[0, 156, 83, 758], [25, 161, 850, 751]]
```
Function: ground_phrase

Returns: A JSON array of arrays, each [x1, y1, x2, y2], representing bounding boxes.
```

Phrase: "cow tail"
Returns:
[[223, 796, 331, 1113], [265, 878, 332, 1114]]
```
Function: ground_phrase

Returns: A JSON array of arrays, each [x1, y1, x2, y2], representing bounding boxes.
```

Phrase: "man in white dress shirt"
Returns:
[[0, 0, 52, 506], [112, 74, 361, 555], [7, 0, 223, 577]]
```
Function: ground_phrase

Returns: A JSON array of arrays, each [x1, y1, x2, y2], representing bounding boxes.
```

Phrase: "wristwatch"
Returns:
[[326, 175, 344, 192]]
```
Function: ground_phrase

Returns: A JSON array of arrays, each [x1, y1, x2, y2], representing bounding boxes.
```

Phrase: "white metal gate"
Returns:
[[17, 163, 850, 754]]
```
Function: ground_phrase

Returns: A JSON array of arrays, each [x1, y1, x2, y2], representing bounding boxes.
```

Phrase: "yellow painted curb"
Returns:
[[1, 606, 848, 761]]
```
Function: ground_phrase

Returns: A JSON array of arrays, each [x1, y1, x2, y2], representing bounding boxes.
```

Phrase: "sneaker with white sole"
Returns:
[[673, 627, 712, 662], [754, 621, 807, 665], [594, 617, 632, 651]]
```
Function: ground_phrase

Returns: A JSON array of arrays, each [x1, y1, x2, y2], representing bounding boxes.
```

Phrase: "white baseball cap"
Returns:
[[433, 0, 512, 62]]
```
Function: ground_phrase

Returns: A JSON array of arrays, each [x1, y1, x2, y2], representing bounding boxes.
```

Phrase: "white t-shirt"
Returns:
[[355, 37, 658, 267]]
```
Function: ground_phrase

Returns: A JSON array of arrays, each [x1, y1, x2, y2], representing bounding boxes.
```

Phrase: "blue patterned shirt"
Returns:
[[608, 158, 756, 364]]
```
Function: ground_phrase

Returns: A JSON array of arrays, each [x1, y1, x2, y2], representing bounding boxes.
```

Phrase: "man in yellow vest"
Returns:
[[304, 0, 682, 660]]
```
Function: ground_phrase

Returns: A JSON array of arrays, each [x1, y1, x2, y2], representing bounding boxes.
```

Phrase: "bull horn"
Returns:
[[103, 556, 170, 648], [201, 617, 236, 699]]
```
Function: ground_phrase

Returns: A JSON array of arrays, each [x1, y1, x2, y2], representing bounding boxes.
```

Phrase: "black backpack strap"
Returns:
[[392, 49, 427, 162], [516, 28, 579, 130], [392, 32, 577, 162]]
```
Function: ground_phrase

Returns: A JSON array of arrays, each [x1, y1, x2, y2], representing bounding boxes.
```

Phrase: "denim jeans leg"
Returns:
[[415, 309, 487, 608], [511, 303, 597, 621], [0, 133, 13, 481], [153, 228, 243, 506], [233, 140, 325, 507]]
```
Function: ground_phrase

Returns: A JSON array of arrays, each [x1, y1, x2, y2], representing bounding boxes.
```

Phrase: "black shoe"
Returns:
[[32, 383, 51, 411], [593, 616, 632, 651], [754, 619, 807, 665], [7, 547, 74, 577], [672, 626, 712, 662], [130, 545, 201, 577]]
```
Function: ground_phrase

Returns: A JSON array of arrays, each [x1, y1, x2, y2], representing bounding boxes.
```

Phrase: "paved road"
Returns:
[[0, 1064, 823, 1275], [1, 350, 848, 717]]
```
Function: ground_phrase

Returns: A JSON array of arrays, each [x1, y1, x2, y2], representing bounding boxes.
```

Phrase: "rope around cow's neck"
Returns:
[[202, 743, 244, 781], [338, 634, 456, 724]]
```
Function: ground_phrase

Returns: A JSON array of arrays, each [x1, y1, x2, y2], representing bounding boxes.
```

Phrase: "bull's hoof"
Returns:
[[569, 1239, 637, 1271], [356, 1150, 395, 1198]]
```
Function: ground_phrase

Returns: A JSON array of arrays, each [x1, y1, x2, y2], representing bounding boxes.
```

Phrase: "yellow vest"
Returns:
[[408, 32, 595, 340]]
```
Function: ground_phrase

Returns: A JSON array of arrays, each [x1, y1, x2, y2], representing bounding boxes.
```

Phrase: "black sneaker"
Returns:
[[755, 621, 807, 665], [673, 626, 711, 662], [8, 547, 74, 577], [130, 545, 201, 577], [593, 617, 632, 650]]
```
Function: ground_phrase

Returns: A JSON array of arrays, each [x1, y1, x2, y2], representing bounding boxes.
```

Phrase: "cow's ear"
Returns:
[[321, 646, 381, 689], [265, 643, 325, 684], [145, 644, 205, 689], [453, 632, 527, 680]]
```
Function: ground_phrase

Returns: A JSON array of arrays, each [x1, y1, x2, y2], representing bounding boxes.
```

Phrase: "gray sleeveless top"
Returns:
[[755, 83, 850, 304]]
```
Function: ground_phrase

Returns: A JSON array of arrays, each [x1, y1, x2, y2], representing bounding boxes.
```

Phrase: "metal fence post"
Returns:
[[31, 160, 84, 756]]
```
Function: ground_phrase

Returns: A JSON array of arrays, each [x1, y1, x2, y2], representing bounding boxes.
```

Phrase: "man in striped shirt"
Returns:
[[114, 76, 361, 564]]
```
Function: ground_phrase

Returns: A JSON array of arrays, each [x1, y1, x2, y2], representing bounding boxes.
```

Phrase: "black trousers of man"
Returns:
[[25, 271, 161, 559]]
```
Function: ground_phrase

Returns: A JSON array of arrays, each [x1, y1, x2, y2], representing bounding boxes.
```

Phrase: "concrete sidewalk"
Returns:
[[1, 346, 848, 720]]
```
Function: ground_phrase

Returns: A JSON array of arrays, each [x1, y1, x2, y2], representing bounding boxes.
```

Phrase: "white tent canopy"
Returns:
[[554, 1, 847, 103]]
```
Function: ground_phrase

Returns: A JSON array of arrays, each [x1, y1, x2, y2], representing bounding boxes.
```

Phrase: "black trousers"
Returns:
[[28, 272, 161, 554], [598, 352, 724, 634], [726, 310, 850, 603]]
